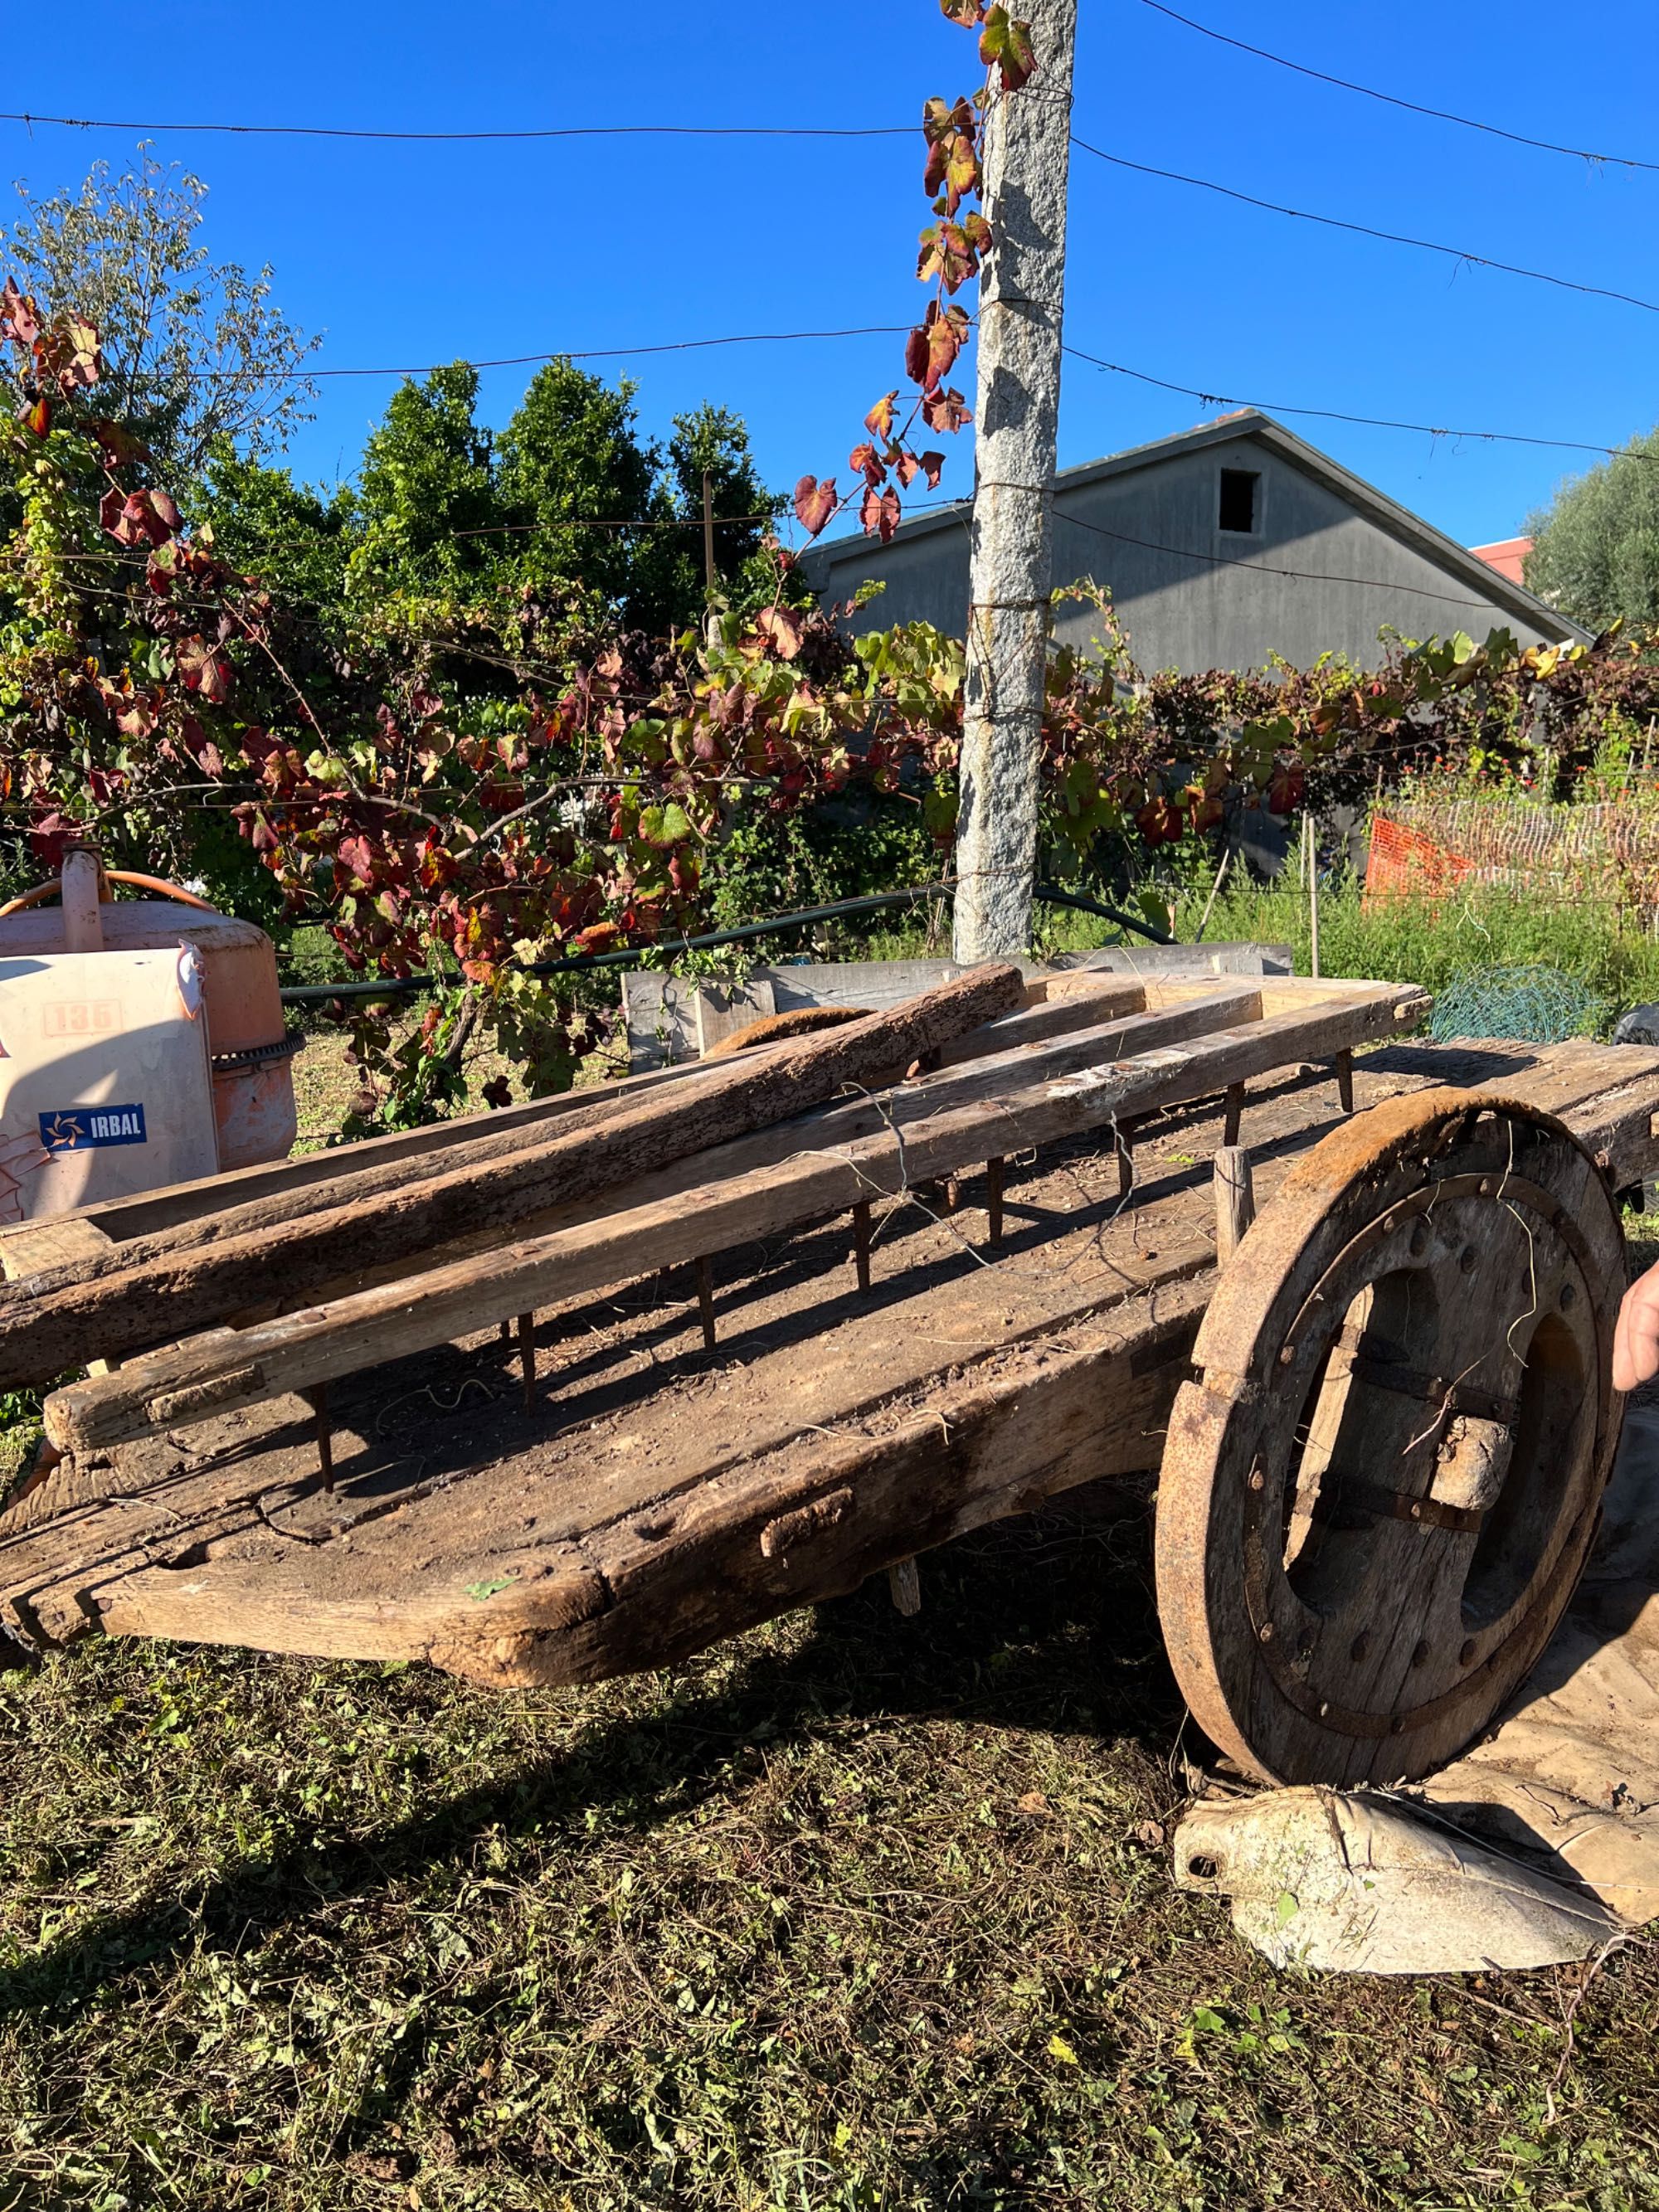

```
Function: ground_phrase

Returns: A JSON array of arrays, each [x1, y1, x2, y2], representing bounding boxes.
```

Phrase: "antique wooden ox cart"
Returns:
[[2, 956, 1657, 1789]]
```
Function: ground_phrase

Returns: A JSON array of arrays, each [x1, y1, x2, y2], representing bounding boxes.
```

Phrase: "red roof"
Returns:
[[1470, 536, 1533, 586]]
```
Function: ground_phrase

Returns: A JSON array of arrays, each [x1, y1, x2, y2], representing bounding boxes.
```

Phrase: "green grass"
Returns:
[[839, 874, 1659, 1038], [2, 1514, 1656, 2210], [1174, 880, 1659, 1035]]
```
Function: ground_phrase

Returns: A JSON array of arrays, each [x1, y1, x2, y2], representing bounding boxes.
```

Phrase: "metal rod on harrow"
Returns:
[[852, 1201, 873, 1292], [1223, 1083, 1246, 1148], [985, 1156, 1005, 1247], [696, 1256, 718, 1351], [306, 1382, 334, 1491], [516, 1310, 537, 1413], [1334, 1047, 1355, 1116], [1115, 1118, 1138, 1198]]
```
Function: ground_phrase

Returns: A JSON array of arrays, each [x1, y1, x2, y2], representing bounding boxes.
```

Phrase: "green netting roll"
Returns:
[[1426, 964, 1603, 1045]]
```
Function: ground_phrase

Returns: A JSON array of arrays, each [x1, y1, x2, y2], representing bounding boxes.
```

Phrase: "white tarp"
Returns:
[[1416, 1402, 1659, 1928]]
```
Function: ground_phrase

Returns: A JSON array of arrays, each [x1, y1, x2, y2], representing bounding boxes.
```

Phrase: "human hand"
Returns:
[[1613, 1257, 1659, 1393]]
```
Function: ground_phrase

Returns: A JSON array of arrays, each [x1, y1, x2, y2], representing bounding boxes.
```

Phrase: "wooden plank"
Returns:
[[693, 978, 775, 1054], [934, 974, 1143, 1062], [44, 985, 1426, 1454], [36, 1047, 730, 1252], [0, 964, 1025, 1388], [0, 1216, 115, 1281], [78, 1280, 1214, 1675]]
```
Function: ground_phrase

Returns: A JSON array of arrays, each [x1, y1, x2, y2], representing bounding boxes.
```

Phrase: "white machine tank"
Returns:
[[0, 844, 301, 1176]]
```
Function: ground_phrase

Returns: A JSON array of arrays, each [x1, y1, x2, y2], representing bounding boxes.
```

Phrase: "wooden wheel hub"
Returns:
[[1155, 1088, 1625, 1785]]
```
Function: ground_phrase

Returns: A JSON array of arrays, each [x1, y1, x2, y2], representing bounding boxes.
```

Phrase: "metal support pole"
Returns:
[[985, 1156, 1005, 1246], [307, 1382, 334, 1491], [852, 1201, 873, 1293]]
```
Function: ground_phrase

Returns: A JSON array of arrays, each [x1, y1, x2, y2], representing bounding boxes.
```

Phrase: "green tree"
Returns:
[[0, 149, 318, 479], [493, 360, 659, 620], [347, 362, 503, 600], [629, 402, 778, 633], [1526, 427, 1659, 630], [196, 441, 353, 615]]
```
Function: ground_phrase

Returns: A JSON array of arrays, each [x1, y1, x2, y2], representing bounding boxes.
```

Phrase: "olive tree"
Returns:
[[1526, 426, 1659, 631], [0, 148, 319, 478]]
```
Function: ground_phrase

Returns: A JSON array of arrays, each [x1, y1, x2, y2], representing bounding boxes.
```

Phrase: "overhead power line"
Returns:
[[0, 109, 912, 143], [6, 90, 1650, 324], [1068, 137, 1659, 315], [1060, 344, 1659, 465], [1135, 0, 1659, 176], [192, 323, 917, 383]]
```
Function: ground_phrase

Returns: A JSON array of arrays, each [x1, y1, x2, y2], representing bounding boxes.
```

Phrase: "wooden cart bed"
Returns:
[[5, 971, 1659, 1707]]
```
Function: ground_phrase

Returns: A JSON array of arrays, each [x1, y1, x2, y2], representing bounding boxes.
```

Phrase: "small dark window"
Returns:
[[1219, 468, 1260, 534]]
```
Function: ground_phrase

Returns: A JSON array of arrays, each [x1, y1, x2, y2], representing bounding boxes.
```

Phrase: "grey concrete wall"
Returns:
[[805, 434, 1559, 673]]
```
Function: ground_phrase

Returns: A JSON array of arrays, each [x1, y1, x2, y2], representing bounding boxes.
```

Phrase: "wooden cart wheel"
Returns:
[[1155, 1087, 1625, 1787]]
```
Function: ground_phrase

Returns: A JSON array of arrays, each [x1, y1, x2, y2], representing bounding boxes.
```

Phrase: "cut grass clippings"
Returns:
[[5, 882, 1659, 2205], [2, 1508, 1656, 2210]]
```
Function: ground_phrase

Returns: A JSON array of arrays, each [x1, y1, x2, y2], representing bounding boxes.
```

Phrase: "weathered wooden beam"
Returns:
[[934, 975, 1141, 1063], [0, 969, 1143, 1285], [15, 984, 1262, 1393], [0, 963, 1025, 1386], [44, 988, 1428, 1456], [84, 1277, 1209, 1681]]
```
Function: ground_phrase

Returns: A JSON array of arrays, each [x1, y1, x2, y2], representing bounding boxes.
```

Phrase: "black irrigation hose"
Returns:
[[1034, 880, 1175, 946], [276, 879, 1170, 1006]]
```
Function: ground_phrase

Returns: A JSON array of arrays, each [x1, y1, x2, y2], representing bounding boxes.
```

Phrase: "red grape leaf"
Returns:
[[793, 474, 838, 537]]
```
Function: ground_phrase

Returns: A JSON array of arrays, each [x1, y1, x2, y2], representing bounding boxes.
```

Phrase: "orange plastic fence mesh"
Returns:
[[1363, 814, 1476, 906]]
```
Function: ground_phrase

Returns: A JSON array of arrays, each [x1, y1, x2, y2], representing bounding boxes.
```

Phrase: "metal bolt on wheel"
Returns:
[[1155, 1089, 1625, 1787]]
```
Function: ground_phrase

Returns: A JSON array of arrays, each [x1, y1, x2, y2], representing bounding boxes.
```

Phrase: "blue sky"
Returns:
[[3, 0, 1655, 552]]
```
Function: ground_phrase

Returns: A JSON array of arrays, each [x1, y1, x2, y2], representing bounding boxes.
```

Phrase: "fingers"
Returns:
[[1613, 1265, 1659, 1393]]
